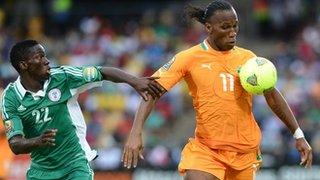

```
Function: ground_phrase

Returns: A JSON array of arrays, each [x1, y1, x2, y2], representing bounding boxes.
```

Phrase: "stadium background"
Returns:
[[0, 0, 320, 179]]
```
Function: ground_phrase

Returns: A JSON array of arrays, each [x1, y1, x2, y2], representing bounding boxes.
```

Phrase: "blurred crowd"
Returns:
[[0, 0, 320, 173]]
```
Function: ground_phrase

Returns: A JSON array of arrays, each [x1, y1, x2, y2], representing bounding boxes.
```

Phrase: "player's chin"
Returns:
[[222, 44, 235, 51], [41, 71, 50, 80]]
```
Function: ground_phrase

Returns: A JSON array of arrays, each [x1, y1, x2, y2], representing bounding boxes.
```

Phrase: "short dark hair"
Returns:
[[184, 0, 233, 24], [10, 39, 39, 73]]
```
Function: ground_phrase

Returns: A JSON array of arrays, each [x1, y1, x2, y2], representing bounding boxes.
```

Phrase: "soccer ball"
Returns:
[[238, 57, 277, 95]]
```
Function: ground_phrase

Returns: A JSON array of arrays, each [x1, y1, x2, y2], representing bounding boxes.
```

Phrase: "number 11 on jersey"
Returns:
[[220, 73, 234, 92]]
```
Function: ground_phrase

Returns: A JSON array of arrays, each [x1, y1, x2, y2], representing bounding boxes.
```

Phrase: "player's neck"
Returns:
[[20, 75, 45, 93], [206, 38, 219, 51], [206, 38, 234, 52]]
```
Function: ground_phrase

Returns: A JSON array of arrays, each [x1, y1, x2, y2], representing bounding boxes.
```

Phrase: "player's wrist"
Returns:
[[293, 127, 305, 139], [127, 76, 138, 87], [130, 130, 142, 136], [31, 136, 43, 147]]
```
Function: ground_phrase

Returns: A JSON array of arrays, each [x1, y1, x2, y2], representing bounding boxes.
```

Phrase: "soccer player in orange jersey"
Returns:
[[122, 0, 312, 179]]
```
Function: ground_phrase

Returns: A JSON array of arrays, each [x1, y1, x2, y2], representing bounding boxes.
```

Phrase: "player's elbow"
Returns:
[[264, 89, 277, 106], [8, 136, 28, 155], [9, 144, 22, 155]]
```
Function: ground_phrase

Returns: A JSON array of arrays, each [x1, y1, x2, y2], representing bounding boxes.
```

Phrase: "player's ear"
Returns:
[[19, 61, 28, 71], [205, 22, 212, 34]]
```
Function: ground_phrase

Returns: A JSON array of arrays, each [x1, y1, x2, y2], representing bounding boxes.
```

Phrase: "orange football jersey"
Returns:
[[154, 39, 261, 153]]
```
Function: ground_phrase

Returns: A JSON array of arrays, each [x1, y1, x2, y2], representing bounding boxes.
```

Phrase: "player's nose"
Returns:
[[229, 30, 237, 38]]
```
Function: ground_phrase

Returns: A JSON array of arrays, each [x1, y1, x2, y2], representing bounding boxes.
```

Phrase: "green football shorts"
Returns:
[[27, 160, 93, 180]]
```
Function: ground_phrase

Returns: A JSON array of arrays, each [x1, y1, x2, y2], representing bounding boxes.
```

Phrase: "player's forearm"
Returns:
[[131, 97, 158, 135], [9, 136, 41, 154], [264, 88, 299, 133], [100, 67, 137, 85]]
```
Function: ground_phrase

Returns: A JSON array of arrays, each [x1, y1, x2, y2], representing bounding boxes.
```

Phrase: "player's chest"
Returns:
[[189, 59, 241, 85], [19, 101, 69, 137], [18, 87, 70, 127], [187, 59, 245, 99]]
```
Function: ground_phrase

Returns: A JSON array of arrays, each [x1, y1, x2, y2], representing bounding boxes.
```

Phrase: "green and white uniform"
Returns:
[[1, 66, 103, 179]]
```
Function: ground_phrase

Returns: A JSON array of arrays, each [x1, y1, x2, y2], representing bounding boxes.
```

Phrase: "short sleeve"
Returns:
[[61, 66, 103, 95], [1, 90, 24, 139], [153, 52, 190, 91]]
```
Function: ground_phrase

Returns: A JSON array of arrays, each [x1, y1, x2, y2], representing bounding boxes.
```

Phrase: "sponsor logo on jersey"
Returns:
[[201, 63, 212, 70], [17, 105, 26, 112], [4, 120, 13, 134], [48, 88, 61, 102]]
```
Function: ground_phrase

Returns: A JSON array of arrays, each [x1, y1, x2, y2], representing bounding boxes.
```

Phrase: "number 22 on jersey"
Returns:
[[32, 107, 52, 124]]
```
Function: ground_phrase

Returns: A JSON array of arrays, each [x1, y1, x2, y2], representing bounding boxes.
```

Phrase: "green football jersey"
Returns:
[[1, 66, 103, 171]]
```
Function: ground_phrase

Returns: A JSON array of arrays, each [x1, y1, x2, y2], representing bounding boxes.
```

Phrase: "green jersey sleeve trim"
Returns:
[[7, 130, 24, 140], [1, 85, 14, 119]]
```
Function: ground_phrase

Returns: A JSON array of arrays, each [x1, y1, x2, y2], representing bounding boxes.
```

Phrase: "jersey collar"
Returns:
[[14, 77, 51, 100], [202, 39, 234, 54]]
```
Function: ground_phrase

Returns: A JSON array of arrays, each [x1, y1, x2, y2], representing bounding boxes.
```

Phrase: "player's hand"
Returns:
[[122, 133, 144, 169], [295, 138, 312, 168], [37, 129, 57, 147], [131, 77, 164, 101]]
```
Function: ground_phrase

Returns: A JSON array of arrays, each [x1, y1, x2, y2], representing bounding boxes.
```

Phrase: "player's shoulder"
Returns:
[[50, 65, 79, 73], [2, 83, 16, 97], [174, 43, 204, 63], [50, 66, 65, 74], [49, 66, 67, 80], [233, 46, 256, 57], [50, 66, 83, 77], [1, 83, 18, 103], [178, 43, 204, 56]]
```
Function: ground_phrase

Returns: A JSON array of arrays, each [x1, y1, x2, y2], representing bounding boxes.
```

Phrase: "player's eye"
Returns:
[[38, 54, 46, 59], [33, 55, 40, 60], [221, 25, 230, 30]]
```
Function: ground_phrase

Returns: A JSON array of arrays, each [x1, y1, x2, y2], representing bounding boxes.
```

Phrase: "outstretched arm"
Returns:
[[122, 88, 166, 168], [100, 67, 163, 100], [122, 96, 158, 169], [264, 88, 312, 167]]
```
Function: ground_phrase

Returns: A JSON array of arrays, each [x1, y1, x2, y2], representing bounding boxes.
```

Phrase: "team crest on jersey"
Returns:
[[4, 120, 13, 134], [48, 88, 61, 102], [162, 57, 176, 71]]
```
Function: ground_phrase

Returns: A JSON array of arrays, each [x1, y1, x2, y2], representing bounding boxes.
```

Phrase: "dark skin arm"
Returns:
[[122, 86, 167, 168], [264, 88, 312, 168], [9, 129, 57, 155], [122, 96, 158, 168], [100, 67, 163, 100]]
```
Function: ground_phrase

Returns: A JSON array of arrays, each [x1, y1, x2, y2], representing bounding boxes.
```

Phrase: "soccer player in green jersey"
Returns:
[[1, 40, 163, 180]]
